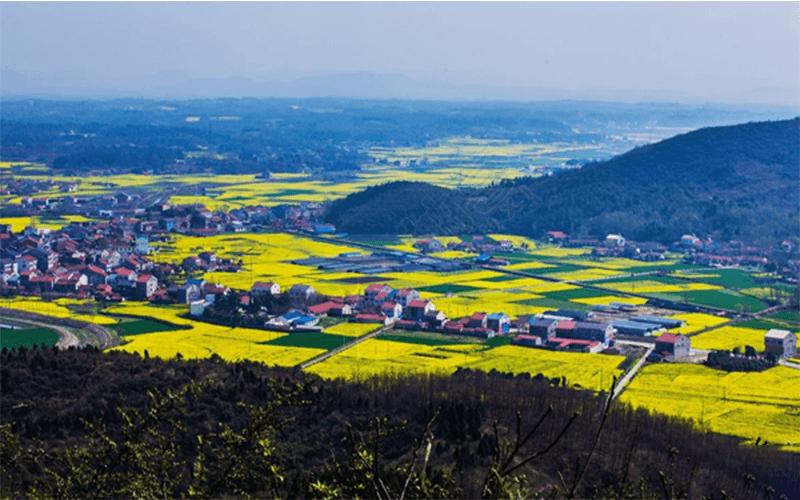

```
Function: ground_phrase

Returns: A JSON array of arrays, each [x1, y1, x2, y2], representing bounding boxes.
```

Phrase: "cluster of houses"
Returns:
[[514, 309, 614, 353], [239, 280, 513, 338], [1, 177, 81, 198], [0, 221, 238, 305]]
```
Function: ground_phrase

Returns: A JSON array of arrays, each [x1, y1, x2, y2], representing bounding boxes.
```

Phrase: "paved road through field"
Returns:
[[611, 342, 654, 400]]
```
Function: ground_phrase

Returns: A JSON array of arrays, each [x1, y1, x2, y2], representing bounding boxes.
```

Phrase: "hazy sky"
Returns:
[[2, 2, 799, 98]]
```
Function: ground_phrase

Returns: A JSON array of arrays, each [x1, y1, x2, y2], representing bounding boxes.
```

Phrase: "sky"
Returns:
[[1, 2, 799, 104]]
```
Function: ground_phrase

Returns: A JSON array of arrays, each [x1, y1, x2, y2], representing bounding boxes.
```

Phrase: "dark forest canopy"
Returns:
[[325, 118, 800, 245], [1, 346, 797, 499]]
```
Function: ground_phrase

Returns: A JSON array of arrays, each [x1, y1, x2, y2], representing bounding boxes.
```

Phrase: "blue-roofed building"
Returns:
[[313, 224, 337, 234], [546, 309, 594, 321], [476, 254, 492, 263], [630, 316, 684, 329], [611, 320, 660, 336], [593, 304, 619, 312]]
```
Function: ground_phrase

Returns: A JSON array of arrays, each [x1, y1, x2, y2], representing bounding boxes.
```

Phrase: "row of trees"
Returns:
[[705, 348, 779, 372]]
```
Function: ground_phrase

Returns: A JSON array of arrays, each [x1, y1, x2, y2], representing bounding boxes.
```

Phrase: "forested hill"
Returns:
[[326, 118, 800, 244]]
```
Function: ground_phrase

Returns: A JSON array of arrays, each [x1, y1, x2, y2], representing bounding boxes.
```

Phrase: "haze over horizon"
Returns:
[[1, 1, 799, 106]]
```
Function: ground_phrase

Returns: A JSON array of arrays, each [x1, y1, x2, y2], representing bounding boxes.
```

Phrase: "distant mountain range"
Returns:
[[325, 118, 800, 245], [2, 69, 798, 107]]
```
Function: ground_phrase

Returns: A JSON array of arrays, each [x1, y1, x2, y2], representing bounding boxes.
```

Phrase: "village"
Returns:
[[2, 190, 798, 373]]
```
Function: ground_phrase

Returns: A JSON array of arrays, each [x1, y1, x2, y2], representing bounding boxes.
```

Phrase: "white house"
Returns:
[[252, 281, 280, 296], [764, 329, 797, 359]]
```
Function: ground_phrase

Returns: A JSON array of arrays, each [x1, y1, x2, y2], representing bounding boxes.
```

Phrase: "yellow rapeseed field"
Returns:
[[505, 261, 555, 271], [152, 232, 370, 294], [487, 234, 538, 248], [619, 364, 800, 452], [308, 339, 623, 391], [323, 322, 380, 337], [570, 296, 649, 306], [3, 215, 96, 233], [547, 268, 626, 282], [528, 246, 591, 258], [602, 281, 722, 294], [690, 326, 772, 351], [106, 302, 325, 366], [0, 296, 116, 325], [669, 313, 729, 334]]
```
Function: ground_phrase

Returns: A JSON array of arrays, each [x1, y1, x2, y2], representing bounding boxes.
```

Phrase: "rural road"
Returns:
[[612, 344, 654, 400]]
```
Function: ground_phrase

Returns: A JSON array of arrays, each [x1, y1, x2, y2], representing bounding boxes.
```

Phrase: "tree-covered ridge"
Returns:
[[326, 118, 800, 245], [1, 346, 797, 499]]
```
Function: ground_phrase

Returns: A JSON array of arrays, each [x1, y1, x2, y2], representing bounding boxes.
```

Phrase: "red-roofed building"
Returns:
[[364, 283, 394, 305], [547, 231, 568, 243], [135, 274, 158, 299], [251, 281, 280, 296], [555, 320, 577, 335], [54, 272, 87, 292], [395, 319, 425, 331], [113, 267, 137, 280], [329, 303, 353, 317], [394, 288, 421, 306], [546, 337, 603, 353], [308, 301, 337, 317], [355, 313, 389, 325], [380, 301, 402, 319], [655, 333, 690, 358], [15, 254, 38, 273], [84, 265, 108, 284], [28, 273, 55, 292], [405, 300, 435, 321], [467, 312, 488, 329]]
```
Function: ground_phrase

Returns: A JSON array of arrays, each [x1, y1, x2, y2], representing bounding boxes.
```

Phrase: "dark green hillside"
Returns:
[[1, 347, 797, 499], [326, 118, 800, 244], [326, 181, 503, 235]]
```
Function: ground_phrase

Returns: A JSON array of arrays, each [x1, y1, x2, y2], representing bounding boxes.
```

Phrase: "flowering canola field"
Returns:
[[106, 302, 324, 367], [619, 364, 800, 453], [0, 296, 116, 325], [307, 339, 623, 391], [690, 326, 771, 351]]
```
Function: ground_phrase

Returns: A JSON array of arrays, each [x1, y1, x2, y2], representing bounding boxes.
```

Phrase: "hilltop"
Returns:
[[325, 118, 800, 244]]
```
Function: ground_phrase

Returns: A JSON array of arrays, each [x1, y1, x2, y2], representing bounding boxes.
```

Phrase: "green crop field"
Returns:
[[111, 319, 183, 336], [768, 309, 800, 325], [542, 287, 611, 300], [655, 289, 769, 312], [378, 330, 484, 346], [261, 331, 357, 351], [0, 327, 60, 349], [418, 283, 482, 294]]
